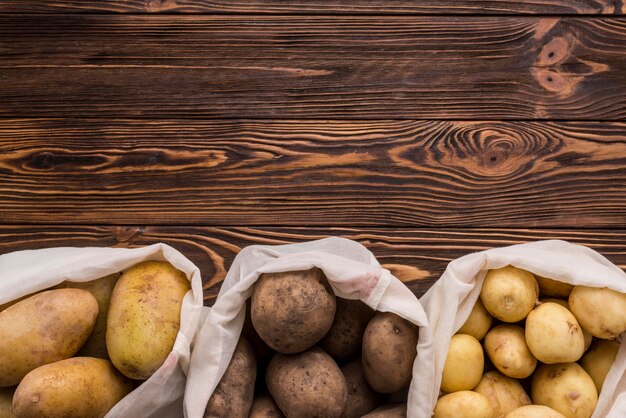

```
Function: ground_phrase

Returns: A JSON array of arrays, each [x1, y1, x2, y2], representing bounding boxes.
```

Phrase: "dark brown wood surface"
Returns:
[[2, 119, 626, 227], [3, 225, 626, 303], [2, 16, 626, 119], [0, 0, 622, 14]]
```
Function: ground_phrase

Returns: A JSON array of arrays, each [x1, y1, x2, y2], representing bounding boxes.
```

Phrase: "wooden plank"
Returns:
[[0, 0, 621, 14], [0, 225, 625, 305], [1, 119, 626, 227], [2, 16, 626, 119]]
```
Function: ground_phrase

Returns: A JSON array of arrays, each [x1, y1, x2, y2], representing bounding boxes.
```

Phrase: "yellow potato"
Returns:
[[531, 363, 597, 418], [441, 334, 484, 393], [62, 273, 120, 359], [457, 299, 493, 341], [569, 286, 626, 339], [484, 325, 536, 379], [580, 340, 620, 394], [474, 371, 531, 418], [525, 302, 585, 364], [536, 276, 573, 299], [12, 357, 134, 418], [504, 405, 567, 418], [107, 261, 190, 380], [248, 395, 284, 418], [0, 289, 98, 387], [0, 387, 15, 418], [481, 266, 538, 323], [434, 391, 495, 418], [540, 299, 592, 351]]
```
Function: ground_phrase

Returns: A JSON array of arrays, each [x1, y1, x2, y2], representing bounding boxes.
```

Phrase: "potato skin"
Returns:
[[457, 299, 493, 341], [340, 359, 382, 418], [266, 347, 347, 418], [441, 334, 484, 393], [531, 363, 597, 418], [0, 387, 15, 418], [320, 298, 375, 362], [580, 340, 619, 394], [484, 325, 536, 379], [252, 268, 336, 354], [361, 403, 407, 418], [362, 312, 418, 394], [535, 276, 573, 299], [474, 371, 531, 418], [481, 266, 538, 323], [434, 391, 495, 418], [0, 289, 98, 387], [248, 395, 285, 418], [107, 261, 190, 380], [12, 357, 134, 418], [504, 405, 567, 418], [569, 286, 626, 339], [204, 337, 256, 418]]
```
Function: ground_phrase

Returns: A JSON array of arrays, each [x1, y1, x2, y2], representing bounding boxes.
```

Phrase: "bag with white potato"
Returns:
[[0, 244, 203, 418], [184, 237, 431, 418], [415, 240, 626, 418]]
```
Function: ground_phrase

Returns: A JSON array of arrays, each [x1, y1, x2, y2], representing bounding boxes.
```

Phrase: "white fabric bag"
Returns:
[[415, 239, 626, 418], [0, 243, 204, 418], [184, 236, 431, 418]]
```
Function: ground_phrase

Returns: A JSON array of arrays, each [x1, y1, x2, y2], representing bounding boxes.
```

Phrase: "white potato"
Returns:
[[580, 340, 619, 394], [504, 405, 567, 418], [569, 286, 626, 339], [540, 299, 592, 351], [484, 325, 536, 379], [474, 371, 531, 418], [441, 334, 484, 393], [457, 299, 493, 341], [434, 391, 495, 418], [481, 266, 538, 323]]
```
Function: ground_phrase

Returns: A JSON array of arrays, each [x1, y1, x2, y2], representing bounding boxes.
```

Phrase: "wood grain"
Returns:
[[1, 119, 626, 227], [0, 0, 622, 14], [2, 16, 626, 119], [1, 225, 625, 304]]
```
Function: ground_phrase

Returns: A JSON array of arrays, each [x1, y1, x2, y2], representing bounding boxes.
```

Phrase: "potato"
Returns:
[[0, 289, 98, 387], [484, 325, 536, 379], [12, 357, 134, 418], [569, 286, 626, 339], [62, 273, 120, 359], [248, 395, 285, 418], [474, 371, 531, 417], [107, 261, 190, 380], [434, 391, 495, 418], [320, 298, 374, 362], [481, 266, 538, 323], [441, 334, 484, 392], [361, 403, 406, 417], [252, 268, 336, 354], [362, 312, 419, 393], [536, 276, 574, 299], [540, 299, 592, 351], [504, 405, 567, 418], [580, 340, 619, 394], [266, 347, 347, 418], [340, 359, 382, 418], [531, 363, 597, 418], [205, 337, 256, 418], [0, 387, 15, 418], [457, 298, 493, 341], [525, 302, 585, 364]]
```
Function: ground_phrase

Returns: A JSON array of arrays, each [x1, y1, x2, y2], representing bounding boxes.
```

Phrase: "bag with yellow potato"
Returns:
[[184, 237, 431, 418], [0, 243, 203, 418], [415, 240, 626, 418]]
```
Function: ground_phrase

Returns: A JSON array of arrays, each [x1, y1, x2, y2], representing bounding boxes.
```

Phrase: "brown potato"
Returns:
[[0, 387, 15, 418], [484, 325, 536, 379], [320, 298, 375, 362], [457, 299, 493, 341], [204, 337, 257, 418], [266, 347, 347, 418], [252, 268, 336, 354], [248, 395, 285, 418], [361, 404, 406, 418], [12, 357, 134, 418], [340, 359, 382, 418], [362, 312, 418, 394], [474, 371, 531, 418], [536, 276, 574, 299], [0, 289, 98, 387], [480, 266, 538, 323]]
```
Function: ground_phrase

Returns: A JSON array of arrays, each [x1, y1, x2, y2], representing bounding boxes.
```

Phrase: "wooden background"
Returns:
[[1, 1, 626, 304]]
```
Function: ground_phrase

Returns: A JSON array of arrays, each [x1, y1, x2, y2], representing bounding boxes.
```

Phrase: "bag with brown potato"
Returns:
[[185, 237, 430, 418], [416, 240, 626, 418], [0, 243, 203, 418]]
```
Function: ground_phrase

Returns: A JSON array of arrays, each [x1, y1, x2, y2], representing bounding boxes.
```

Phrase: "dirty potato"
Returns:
[[248, 395, 285, 418], [480, 266, 538, 323], [474, 371, 531, 418], [484, 325, 536, 379], [0, 289, 98, 387], [0, 387, 15, 418], [362, 312, 419, 394], [441, 334, 484, 393], [361, 404, 407, 418], [204, 337, 257, 418], [340, 359, 382, 418], [320, 298, 375, 362], [251, 268, 336, 354]]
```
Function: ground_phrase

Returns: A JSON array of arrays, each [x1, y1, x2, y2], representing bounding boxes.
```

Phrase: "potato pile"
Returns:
[[204, 267, 419, 418], [434, 265, 626, 418], [0, 260, 189, 418]]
